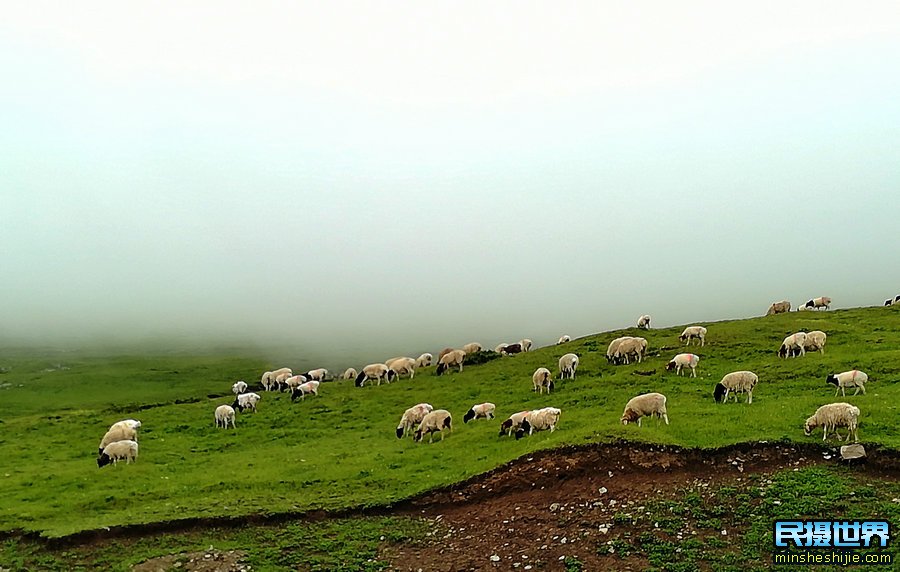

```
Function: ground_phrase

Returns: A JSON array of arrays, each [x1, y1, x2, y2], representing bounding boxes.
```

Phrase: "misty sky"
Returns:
[[2, 2, 899, 362]]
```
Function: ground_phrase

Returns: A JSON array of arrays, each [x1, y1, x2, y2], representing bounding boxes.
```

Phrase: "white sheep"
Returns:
[[532, 367, 554, 394], [679, 326, 707, 346], [232, 381, 248, 395], [355, 363, 396, 387], [437, 347, 455, 363], [97, 440, 139, 468], [98, 423, 139, 455], [341, 368, 358, 380], [606, 336, 634, 364], [388, 357, 417, 380], [802, 296, 832, 310], [283, 374, 308, 393], [804, 403, 860, 442], [396, 403, 434, 438], [621, 393, 669, 426], [798, 304, 814, 312], [637, 315, 651, 330], [463, 402, 496, 423], [803, 330, 827, 354], [261, 367, 292, 391], [291, 380, 320, 401], [274, 370, 294, 391], [415, 353, 433, 368], [520, 407, 561, 436], [557, 335, 571, 345], [826, 370, 868, 397], [494, 343, 509, 354], [666, 353, 699, 377], [215, 405, 236, 429], [766, 300, 791, 315], [414, 409, 453, 443], [714, 371, 759, 404], [520, 339, 533, 352], [499, 411, 531, 438], [436, 350, 466, 376], [558, 353, 579, 380], [613, 337, 647, 365], [778, 332, 808, 358], [232, 392, 261, 413], [304, 368, 328, 382], [462, 342, 483, 355]]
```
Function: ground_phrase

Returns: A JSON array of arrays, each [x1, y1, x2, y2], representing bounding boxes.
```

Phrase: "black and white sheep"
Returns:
[[501, 343, 523, 356], [499, 411, 531, 439], [232, 381, 248, 395], [98, 420, 140, 455], [261, 367, 292, 391], [804, 403, 860, 442], [341, 368, 358, 380], [215, 405, 236, 429], [666, 353, 699, 377], [558, 353, 579, 380], [494, 343, 509, 354], [462, 342, 483, 355], [97, 440, 139, 468], [414, 409, 453, 443], [436, 350, 466, 376], [396, 403, 434, 438], [826, 370, 868, 397], [885, 295, 900, 306], [388, 357, 417, 380], [303, 368, 328, 382], [802, 296, 832, 310], [290, 380, 320, 401], [463, 402, 496, 423], [355, 363, 396, 387], [606, 336, 634, 364], [415, 353, 433, 368], [778, 332, 808, 358], [519, 407, 561, 437], [532, 367, 554, 394], [232, 392, 261, 413], [679, 326, 707, 346], [714, 371, 758, 404], [621, 393, 669, 426]]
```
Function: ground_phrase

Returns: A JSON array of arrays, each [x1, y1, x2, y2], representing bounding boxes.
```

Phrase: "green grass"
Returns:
[[1, 306, 900, 537]]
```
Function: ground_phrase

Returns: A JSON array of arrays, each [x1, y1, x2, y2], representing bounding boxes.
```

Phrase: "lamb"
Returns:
[[215, 404, 236, 429], [520, 407, 561, 436], [621, 393, 669, 426], [826, 370, 868, 397], [778, 332, 808, 358], [232, 392, 261, 413], [414, 409, 453, 443], [520, 339, 533, 352], [766, 300, 791, 315], [291, 380, 320, 401], [714, 371, 759, 404], [396, 403, 434, 438], [606, 336, 634, 364], [341, 368, 358, 380], [637, 315, 651, 330], [501, 343, 523, 356], [803, 330, 827, 354], [666, 353, 700, 377], [557, 335, 571, 345], [415, 353, 433, 368], [532, 367, 554, 394], [97, 440, 139, 468], [436, 350, 466, 376], [388, 357, 417, 379], [558, 353, 579, 380], [499, 411, 531, 438], [462, 342, 483, 355], [679, 326, 707, 346], [303, 368, 327, 382], [613, 337, 647, 365], [802, 296, 832, 310], [98, 422, 139, 455], [463, 402, 496, 423], [355, 363, 396, 387], [232, 381, 248, 395], [804, 403, 860, 442]]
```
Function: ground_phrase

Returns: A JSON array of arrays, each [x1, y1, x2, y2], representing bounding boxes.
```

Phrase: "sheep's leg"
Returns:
[[637, 417, 642, 427], [691, 367, 696, 378], [748, 391, 752, 404], [663, 413, 669, 425]]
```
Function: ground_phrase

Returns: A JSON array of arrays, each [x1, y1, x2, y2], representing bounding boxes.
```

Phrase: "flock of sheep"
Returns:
[[95, 293, 894, 467]]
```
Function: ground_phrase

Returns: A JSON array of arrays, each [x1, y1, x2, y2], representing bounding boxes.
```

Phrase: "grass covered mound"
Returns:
[[1, 306, 899, 537]]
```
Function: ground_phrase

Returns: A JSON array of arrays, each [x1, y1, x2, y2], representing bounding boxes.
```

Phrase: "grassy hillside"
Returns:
[[1, 306, 899, 537]]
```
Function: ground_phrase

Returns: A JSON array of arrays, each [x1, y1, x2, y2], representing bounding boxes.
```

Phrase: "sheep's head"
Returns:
[[354, 372, 366, 387], [803, 416, 817, 436], [413, 429, 424, 442], [499, 419, 512, 436], [435, 363, 447, 376], [621, 408, 639, 425], [713, 383, 727, 403], [825, 375, 838, 386], [463, 408, 475, 423], [665, 361, 676, 371], [396, 426, 405, 439], [97, 453, 112, 468]]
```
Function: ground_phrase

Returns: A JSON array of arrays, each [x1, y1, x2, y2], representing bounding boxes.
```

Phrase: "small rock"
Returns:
[[490, 555, 500, 562], [721, 529, 727, 536], [549, 503, 561, 512], [598, 487, 608, 495]]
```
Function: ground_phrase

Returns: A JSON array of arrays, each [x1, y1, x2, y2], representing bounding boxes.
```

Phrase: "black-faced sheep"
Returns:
[[803, 296, 832, 310], [679, 326, 707, 346], [97, 440, 139, 467], [290, 380, 320, 401], [885, 295, 900, 306], [826, 370, 868, 397], [215, 405, 236, 429], [355, 364, 396, 387], [499, 411, 530, 439], [621, 393, 669, 426], [714, 371, 758, 404], [637, 315, 651, 329], [778, 332, 808, 358], [414, 409, 453, 443], [232, 392, 261, 413], [766, 300, 791, 315], [98, 421, 140, 455], [666, 353, 699, 377], [558, 353, 579, 380], [519, 407, 561, 437], [804, 403, 860, 442], [436, 350, 465, 376], [606, 336, 634, 364], [396, 403, 434, 438], [437, 347, 455, 363], [387, 357, 417, 379], [494, 343, 509, 354], [463, 402, 496, 423], [532, 367, 554, 394], [303, 368, 327, 382], [261, 367, 292, 391]]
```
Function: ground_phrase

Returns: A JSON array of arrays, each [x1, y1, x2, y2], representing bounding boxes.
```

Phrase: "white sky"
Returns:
[[2, 1, 899, 361]]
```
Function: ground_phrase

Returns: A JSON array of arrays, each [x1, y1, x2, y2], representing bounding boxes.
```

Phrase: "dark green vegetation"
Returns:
[[1, 306, 899, 538]]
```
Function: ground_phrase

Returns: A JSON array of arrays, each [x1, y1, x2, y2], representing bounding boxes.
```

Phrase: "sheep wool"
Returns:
[[532, 367, 554, 394], [520, 407, 561, 437], [826, 370, 868, 397], [463, 402, 496, 423], [714, 371, 759, 404], [621, 393, 669, 427], [414, 409, 453, 443], [679, 326, 707, 347], [396, 403, 434, 438], [436, 350, 466, 376], [558, 353, 579, 380], [97, 440, 139, 468], [215, 405, 236, 429], [666, 354, 700, 377], [804, 403, 860, 442]]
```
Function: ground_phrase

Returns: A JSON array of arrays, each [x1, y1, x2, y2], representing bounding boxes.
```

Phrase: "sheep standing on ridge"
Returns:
[[215, 405, 236, 429], [804, 403, 860, 442], [501, 343, 523, 356], [436, 350, 466, 376], [519, 407, 561, 437], [803, 331, 827, 354], [666, 353, 700, 377], [414, 409, 453, 443], [714, 371, 759, 404], [826, 370, 868, 397], [494, 343, 509, 354], [532, 367, 554, 394], [462, 343, 483, 355], [557, 335, 571, 345], [884, 295, 900, 306], [415, 353, 433, 368], [520, 339, 533, 352], [621, 393, 669, 426], [613, 337, 647, 365], [341, 368, 358, 380], [355, 364, 396, 387], [802, 296, 832, 310], [558, 353, 579, 380], [396, 403, 434, 438], [97, 440, 139, 468], [232, 381, 248, 395], [463, 402, 496, 423], [680, 326, 707, 346], [637, 315, 651, 329], [766, 300, 791, 315], [778, 332, 808, 358]]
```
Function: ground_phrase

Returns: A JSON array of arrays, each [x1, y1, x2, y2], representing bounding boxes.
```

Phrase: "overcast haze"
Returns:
[[2, 2, 899, 363]]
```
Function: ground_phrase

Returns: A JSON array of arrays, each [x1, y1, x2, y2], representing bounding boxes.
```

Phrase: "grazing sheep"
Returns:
[[415, 353, 433, 368], [637, 315, 651, 330], [778, 332, 808, 358], [273, 370, 294, 391], [463, 402, 496, 423], [679, 326, 707, 346], [494, 343, 509, 354], [766, 300, 791, 316], [462, 342, 483, 355], [520, 339, 533, 352], [606, 336, 634, 364], [621, 393, 669, 426], [613, 337, 648, 365], [532, 367, 554, 394], [282, 374, 308, 393], [355, 363, 396, 387], [414, 409, 453, 443], [803, 296, 832, 310], [232, 381, 248, 395], [388, 357, 417, 380], [558, 353, 579, 380], [519, 407, 561, 437], [436, 349, 466, 376], [232, 392, 261, 413], [798, 304, 814, 312], [97, 440, 139, 468], [499, 411, 531, 438], [557, 335, 571, 345], [666, 353, 700, 377], [260, 367, 291, 391], [437, 348, 455, 363], [501, 343, 523, 356], [396, 403, 434, 438], [291, 380, 320, 401], [98, 423, 139, 455], [341, 368, 358, 380], [304, 368, 327, 382], [215, 405, 236, 429], [803, 330, 827, 354], [804, 402, 860, 442], [826, 370, 868, 397], [884, 295, 900, 306], [714, 371, 759, 404]]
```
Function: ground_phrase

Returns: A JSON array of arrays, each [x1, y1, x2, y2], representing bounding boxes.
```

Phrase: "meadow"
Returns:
[[1, 305, 899, 543]]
